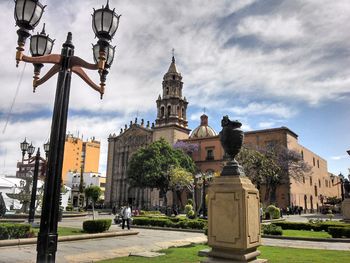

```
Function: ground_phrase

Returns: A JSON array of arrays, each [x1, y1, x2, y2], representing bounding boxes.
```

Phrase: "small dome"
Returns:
[[190, 114, 217, 139]]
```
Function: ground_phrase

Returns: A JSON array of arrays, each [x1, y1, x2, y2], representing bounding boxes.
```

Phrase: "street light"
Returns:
[[13, 0, 120, 262], [195, 172, 213, 218], [43, 140, 50, 159], [20, 138, 29, 161]]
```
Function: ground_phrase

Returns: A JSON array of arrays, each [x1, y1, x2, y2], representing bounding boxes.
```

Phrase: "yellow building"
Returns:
[[62, 134, 100, 184]]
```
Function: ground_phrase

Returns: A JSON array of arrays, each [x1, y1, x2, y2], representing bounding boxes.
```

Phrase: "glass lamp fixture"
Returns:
[[30, 24, 54, 57], [92, 0, 121, 42], [20, 138, 29, 152], [43, 140, 50, 154], [14, 0, 45, 30], [27, 143, 35, 157], [92, 43, 115, 68]]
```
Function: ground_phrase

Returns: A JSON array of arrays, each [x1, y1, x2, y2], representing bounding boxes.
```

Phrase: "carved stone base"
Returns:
[[199, 248, 267, 263], [342, 199, 350, 221]]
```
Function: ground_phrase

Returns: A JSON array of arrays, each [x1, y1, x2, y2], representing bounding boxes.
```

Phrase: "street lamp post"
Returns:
[[13, 1, 120, 262], [195, 172, 213, 218]]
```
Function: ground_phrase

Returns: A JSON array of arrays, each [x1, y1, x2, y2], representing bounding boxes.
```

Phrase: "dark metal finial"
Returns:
[[66, 32, 72, 43], [106, 0, 110, 9], [40, 23, 46, 35]]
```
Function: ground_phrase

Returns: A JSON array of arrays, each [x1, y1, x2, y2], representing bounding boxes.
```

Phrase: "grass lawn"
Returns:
[[282, 229, 331, 238], [98, 244, 350, 263], [32, 227, 84, 236]]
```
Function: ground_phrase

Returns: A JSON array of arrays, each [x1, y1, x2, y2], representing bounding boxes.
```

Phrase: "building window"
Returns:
[[166, 87, 169, 95], [206, 149, 214, 160], [325, 180, 328, 187], [161, 107, 165, 118], [314, 185, 318, 197], [317, 160, 319, 168], [301, 150, 304, 160], [310, 176, 312, 186], [266, 140, 277, 149], [167, 105, 171, 117], [303, 176, 305, 183], [313, 157, 315, 166], [318, 179, 321, 188]]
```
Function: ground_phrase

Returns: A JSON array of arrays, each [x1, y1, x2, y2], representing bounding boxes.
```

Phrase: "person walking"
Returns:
[[121, 203, 132, 230]]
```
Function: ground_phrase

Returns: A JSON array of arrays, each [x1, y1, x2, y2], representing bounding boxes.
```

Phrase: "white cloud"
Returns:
[[227, 102, 296, 118], [330, 155, 347, 161]]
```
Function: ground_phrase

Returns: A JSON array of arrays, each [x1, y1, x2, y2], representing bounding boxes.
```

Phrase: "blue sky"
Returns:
[[0, 0, 349, 177]]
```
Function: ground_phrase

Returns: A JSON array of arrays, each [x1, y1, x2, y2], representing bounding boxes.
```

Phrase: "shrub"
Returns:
[[273, 221, 350, 232], [66, 205, 73, 211], [139, 210, 161, 216], [265, 205, 280, 219], [184, 204, 193, 214], [82, 219, 112, 233], [262, 224, 283, 236], [328, 227, 350, 238], [0, 223, 32, 240], [132, 216, 207, 230], [187, 199, 194, 206]]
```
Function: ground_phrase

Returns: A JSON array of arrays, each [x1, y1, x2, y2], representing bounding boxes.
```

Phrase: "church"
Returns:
[[104, 56, 342, 212], [104, 56, 191, 209]]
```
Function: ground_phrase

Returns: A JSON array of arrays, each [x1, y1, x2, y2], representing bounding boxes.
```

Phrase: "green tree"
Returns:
[[127, 138, 195, 208], [85, 186, 102, 220], [238, 144, 311, 205], [0, 192, 6, 217]]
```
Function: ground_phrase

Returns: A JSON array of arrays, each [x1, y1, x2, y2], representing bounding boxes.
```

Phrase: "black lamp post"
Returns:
[[28, 148, 40, 224], [43, 140, 50, 159], [195, 172, 213, 218], [13, 0, 120, 262]]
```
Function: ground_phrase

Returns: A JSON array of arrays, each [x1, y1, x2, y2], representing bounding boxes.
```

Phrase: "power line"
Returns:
[[2, 62, 27, 134]]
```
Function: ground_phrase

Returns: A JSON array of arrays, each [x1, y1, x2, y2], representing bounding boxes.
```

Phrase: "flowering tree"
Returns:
[[173, 141, 199, 154]]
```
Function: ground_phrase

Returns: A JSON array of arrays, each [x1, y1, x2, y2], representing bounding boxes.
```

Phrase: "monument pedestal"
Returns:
[[342, 199, 350, 222], [201, 176, 267, 263]]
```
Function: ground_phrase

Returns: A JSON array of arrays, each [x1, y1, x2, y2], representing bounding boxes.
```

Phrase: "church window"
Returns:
[[182, 107, 185, 118], [177, 106, 180, 117], [167, 106, 171, 117], [161, 107, 165, 118], [173, 75, 175, 80], [313, 157, 315, 166], [301, 150, 304, 160], [206, 148, 214, 160], [310, 176, 312, 186], [166, 87, 169, 95]]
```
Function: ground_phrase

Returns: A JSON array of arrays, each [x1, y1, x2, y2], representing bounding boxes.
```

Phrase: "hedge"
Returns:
[[132, 216, 207, 230], [265, 205, 280, 219], [272, 221, 350, 232], [0, 223, 33, 240], [328, 227, 350, 238], [82, 219, 112, 233], [262, 224, 282, 236]]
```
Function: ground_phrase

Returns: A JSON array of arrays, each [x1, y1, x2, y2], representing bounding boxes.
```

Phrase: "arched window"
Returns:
[[177, 106, 180, 117], [167, 105, 171, 117], [161, 107, 165, 118], [182, 107, 185, 118], [166, 87, 169, 95]]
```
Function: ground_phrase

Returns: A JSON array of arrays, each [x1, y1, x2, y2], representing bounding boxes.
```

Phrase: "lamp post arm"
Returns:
[[71, 66, 103, 97], [34, 64, 61, 90], [19, 53, 61, 65], [70, 56, 99, 70]]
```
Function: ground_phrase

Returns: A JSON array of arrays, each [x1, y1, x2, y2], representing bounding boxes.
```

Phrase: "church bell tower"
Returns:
[[153, 55, 190, 143]]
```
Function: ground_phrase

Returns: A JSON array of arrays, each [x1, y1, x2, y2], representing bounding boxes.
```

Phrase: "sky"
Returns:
[[0, 0, 349, 178]]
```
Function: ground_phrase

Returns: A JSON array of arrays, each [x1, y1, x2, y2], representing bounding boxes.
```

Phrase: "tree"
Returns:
[[169, 167, 194, 208], [0, 192, 6, 217], [237, 144, 312, 205], [127, 138, 195, 208], [84, 186, 102, 220]]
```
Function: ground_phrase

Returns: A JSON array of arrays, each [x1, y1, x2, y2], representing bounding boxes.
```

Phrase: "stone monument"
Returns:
[[201, 116, 267, 263]]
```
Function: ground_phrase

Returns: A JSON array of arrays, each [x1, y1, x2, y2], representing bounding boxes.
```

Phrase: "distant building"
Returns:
[[62, 135, 100, 184], [105, 56, 190, 208], [66, 171, 106, 207], [184, 118, 342, 211]]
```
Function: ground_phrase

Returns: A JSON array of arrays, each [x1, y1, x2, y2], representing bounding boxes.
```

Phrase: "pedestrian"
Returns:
[[121, 203, 132, 230], [298, 206, 302, 215]]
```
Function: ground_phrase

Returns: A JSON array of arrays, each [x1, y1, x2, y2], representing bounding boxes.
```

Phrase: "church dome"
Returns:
[[190, 114, 217, 139]]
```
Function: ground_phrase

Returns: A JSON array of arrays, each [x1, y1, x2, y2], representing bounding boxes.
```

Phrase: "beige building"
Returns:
[[62, 135, 100, 184], [185, 121, 342, 211]]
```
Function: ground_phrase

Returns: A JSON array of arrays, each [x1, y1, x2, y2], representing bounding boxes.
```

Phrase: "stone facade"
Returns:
[[105, 56, 190, 209], [184, 125, 342, 211]]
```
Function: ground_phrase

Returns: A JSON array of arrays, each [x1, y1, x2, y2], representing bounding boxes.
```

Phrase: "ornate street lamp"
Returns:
[[27, 143, 35, 158], [43, 140, 50, 159], [30, 23, 55, 90], [13, 0, 121, 261], [20, 138, 29, 161]]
